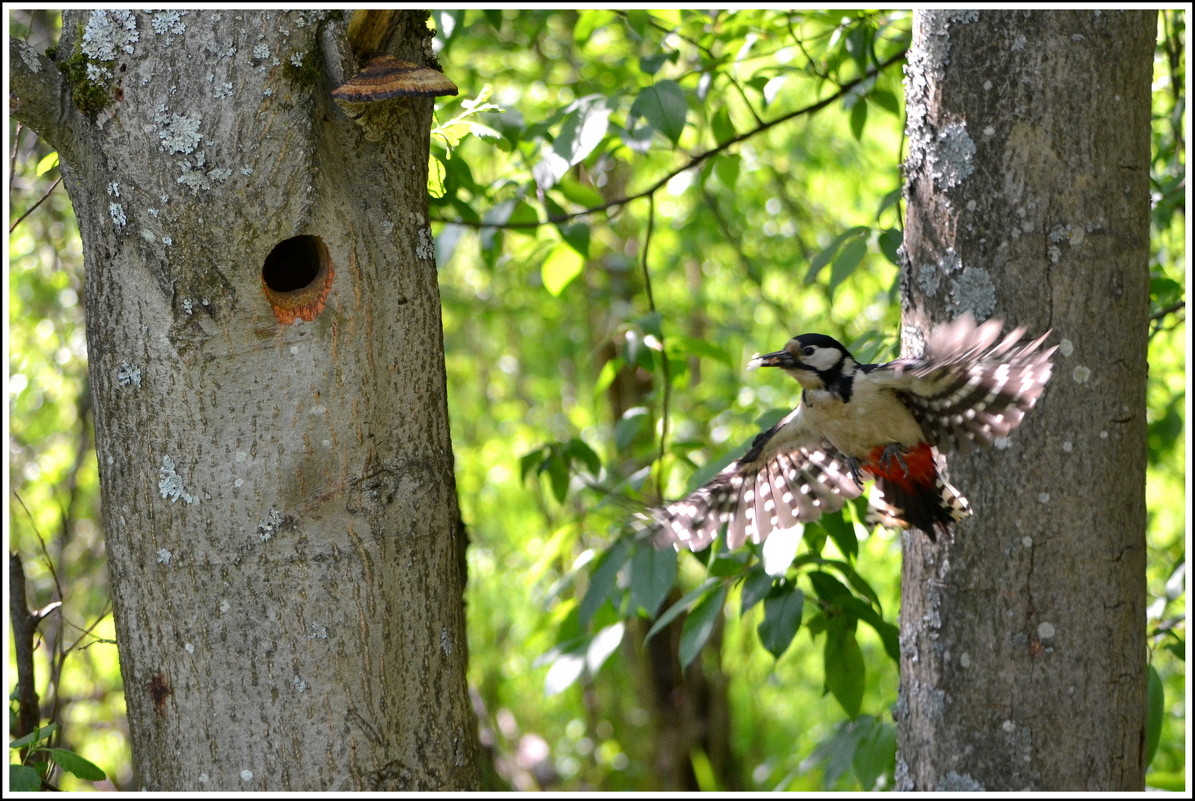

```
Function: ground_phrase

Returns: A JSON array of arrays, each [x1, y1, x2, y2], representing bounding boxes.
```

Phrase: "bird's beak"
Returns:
[[747, 349, 796, 371]]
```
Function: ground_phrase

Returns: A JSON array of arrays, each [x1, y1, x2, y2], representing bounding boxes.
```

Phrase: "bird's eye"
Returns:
[[801, 346, 816, 357]]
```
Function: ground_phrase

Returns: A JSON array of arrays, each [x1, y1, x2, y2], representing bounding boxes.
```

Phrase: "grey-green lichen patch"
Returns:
[[948, 266, 997, 320], [916, 262, 941, 296], [914, 247, 963, 297], [930, 121, 976, 189], [155, 105, 203, 154], [20, 44, 42, 73], [159, 454, 196, 504], [175, 150, 233, 194], [117, 362, 142, 387], [938, 772, 984, 792], [82, 9, 139, 61], [149, 10, 187, 43]]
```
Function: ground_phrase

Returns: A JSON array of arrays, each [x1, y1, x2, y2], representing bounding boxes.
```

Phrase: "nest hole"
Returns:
[[261, 235, 334, 324]]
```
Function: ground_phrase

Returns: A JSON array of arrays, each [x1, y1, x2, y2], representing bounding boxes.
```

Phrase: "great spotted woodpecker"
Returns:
[[648, 313, 1056, 549]]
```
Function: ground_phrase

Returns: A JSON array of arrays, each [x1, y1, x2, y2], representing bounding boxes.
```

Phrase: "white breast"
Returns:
[[802, 378, 924, 459]]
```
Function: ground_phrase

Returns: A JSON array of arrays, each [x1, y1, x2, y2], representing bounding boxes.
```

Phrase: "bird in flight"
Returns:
[[646, 313, 1056, 550]]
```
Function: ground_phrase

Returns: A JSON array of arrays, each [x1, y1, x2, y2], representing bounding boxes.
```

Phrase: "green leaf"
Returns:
[[829, 236, 868, 296], [762, 74, 786, 106], [427, 153, 447, 199], [630, 80, 688, 146], [805, 226, 870, 282], [639, 52, 673, 75], [568, 437, 602, 475], [711, 106, 737, 145], [546, 450, 570, 503], [679, 584, 728, 668], [554, 96, 613, 169], [809, 570, 851, 601], [646, 576, 720, 641], [579, 540, 630, 625], [739, 566, 773, 617], [630, 543, 677, 616], [8, 722, 58, 750], [852, 717, 896, 790], [623, 9, 652, 40], [574, 10, 609, 44], [35, 151, 59, 176], [849, 98, 868, 140], [712, 153, 741, 189], [869, 88, 900, 116], [585, 622, 625, 674], [636, 310, 664, 340], [507, 200, 541, 234], [1145, 663, 1164, 767], [820, 510, 858, 562], [558, 176, 605, 208], [46, 748, 106, 781], [838, 595, 899, 663], [878, 227, 903, 266], [9, 764, 41, 791], [708, 549, 750, 577], [541, 242, 585, 295], [758, 583, 804, 659], [543, 649, 586, 695], [614, 407, 648, 452], [433, 119, 502, 150], [519, 447, 545, 482], [1149, 275, 1183, 309], [825, 560, 882, 612], [557, 222, 591, 258], [824, 626, 865, 719]]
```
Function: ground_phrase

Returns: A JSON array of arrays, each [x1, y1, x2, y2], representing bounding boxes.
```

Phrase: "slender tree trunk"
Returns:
[[10, 10, 479, 790], [898, 10, 1153, 790]]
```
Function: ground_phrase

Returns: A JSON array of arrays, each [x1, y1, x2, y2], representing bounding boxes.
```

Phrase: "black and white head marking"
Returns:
[[753, 333, 859, 400]]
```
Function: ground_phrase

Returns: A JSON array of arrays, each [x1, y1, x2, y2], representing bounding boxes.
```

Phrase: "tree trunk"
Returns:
[[897, 10, 1153, 790], [10, 10, 479, 791]]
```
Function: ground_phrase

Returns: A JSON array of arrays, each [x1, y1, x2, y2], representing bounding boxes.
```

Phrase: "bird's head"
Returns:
[[748, 333, 857, 391]]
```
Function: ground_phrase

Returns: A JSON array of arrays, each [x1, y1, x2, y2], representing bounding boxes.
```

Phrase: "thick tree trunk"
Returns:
[[10, 10, 479, 790], [897, 10, 1153, 790]]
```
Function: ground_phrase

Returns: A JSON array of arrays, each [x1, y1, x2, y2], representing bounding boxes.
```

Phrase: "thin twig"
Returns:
[[639, 194, 671, 499], [10, 175, 63, 233], [10, 121, 23, 193]]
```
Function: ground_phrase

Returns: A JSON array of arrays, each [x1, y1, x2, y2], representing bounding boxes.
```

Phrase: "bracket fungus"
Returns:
[[332, 54, 458, 140], [332, 54, 458, 101]]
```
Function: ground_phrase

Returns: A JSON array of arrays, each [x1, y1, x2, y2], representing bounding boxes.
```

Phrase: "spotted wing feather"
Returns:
[[868, 313, 1056, 453], [647, 406, 863, 551]]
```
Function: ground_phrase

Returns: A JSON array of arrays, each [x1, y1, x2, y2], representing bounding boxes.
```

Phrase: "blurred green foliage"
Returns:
[[7, 8, 1185, 792]]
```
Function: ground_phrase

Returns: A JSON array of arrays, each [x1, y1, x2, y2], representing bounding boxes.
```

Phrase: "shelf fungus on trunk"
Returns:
[[332, 54, 458, 141]]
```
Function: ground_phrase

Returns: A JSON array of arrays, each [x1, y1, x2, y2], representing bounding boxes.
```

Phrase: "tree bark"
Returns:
[[10, 10, 479, 790], [897, 10, 1153, 790]]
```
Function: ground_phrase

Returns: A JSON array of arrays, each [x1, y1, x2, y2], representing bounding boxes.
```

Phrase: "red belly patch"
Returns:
[[861, 442, 937, 493]]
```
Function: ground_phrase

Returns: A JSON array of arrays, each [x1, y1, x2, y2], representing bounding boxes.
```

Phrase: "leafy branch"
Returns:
[[429, 47, 907, 230]]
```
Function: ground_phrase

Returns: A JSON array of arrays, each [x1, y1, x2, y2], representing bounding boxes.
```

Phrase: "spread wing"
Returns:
[[866, 313, 1056, 453], [645, 405, 863, 552]]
